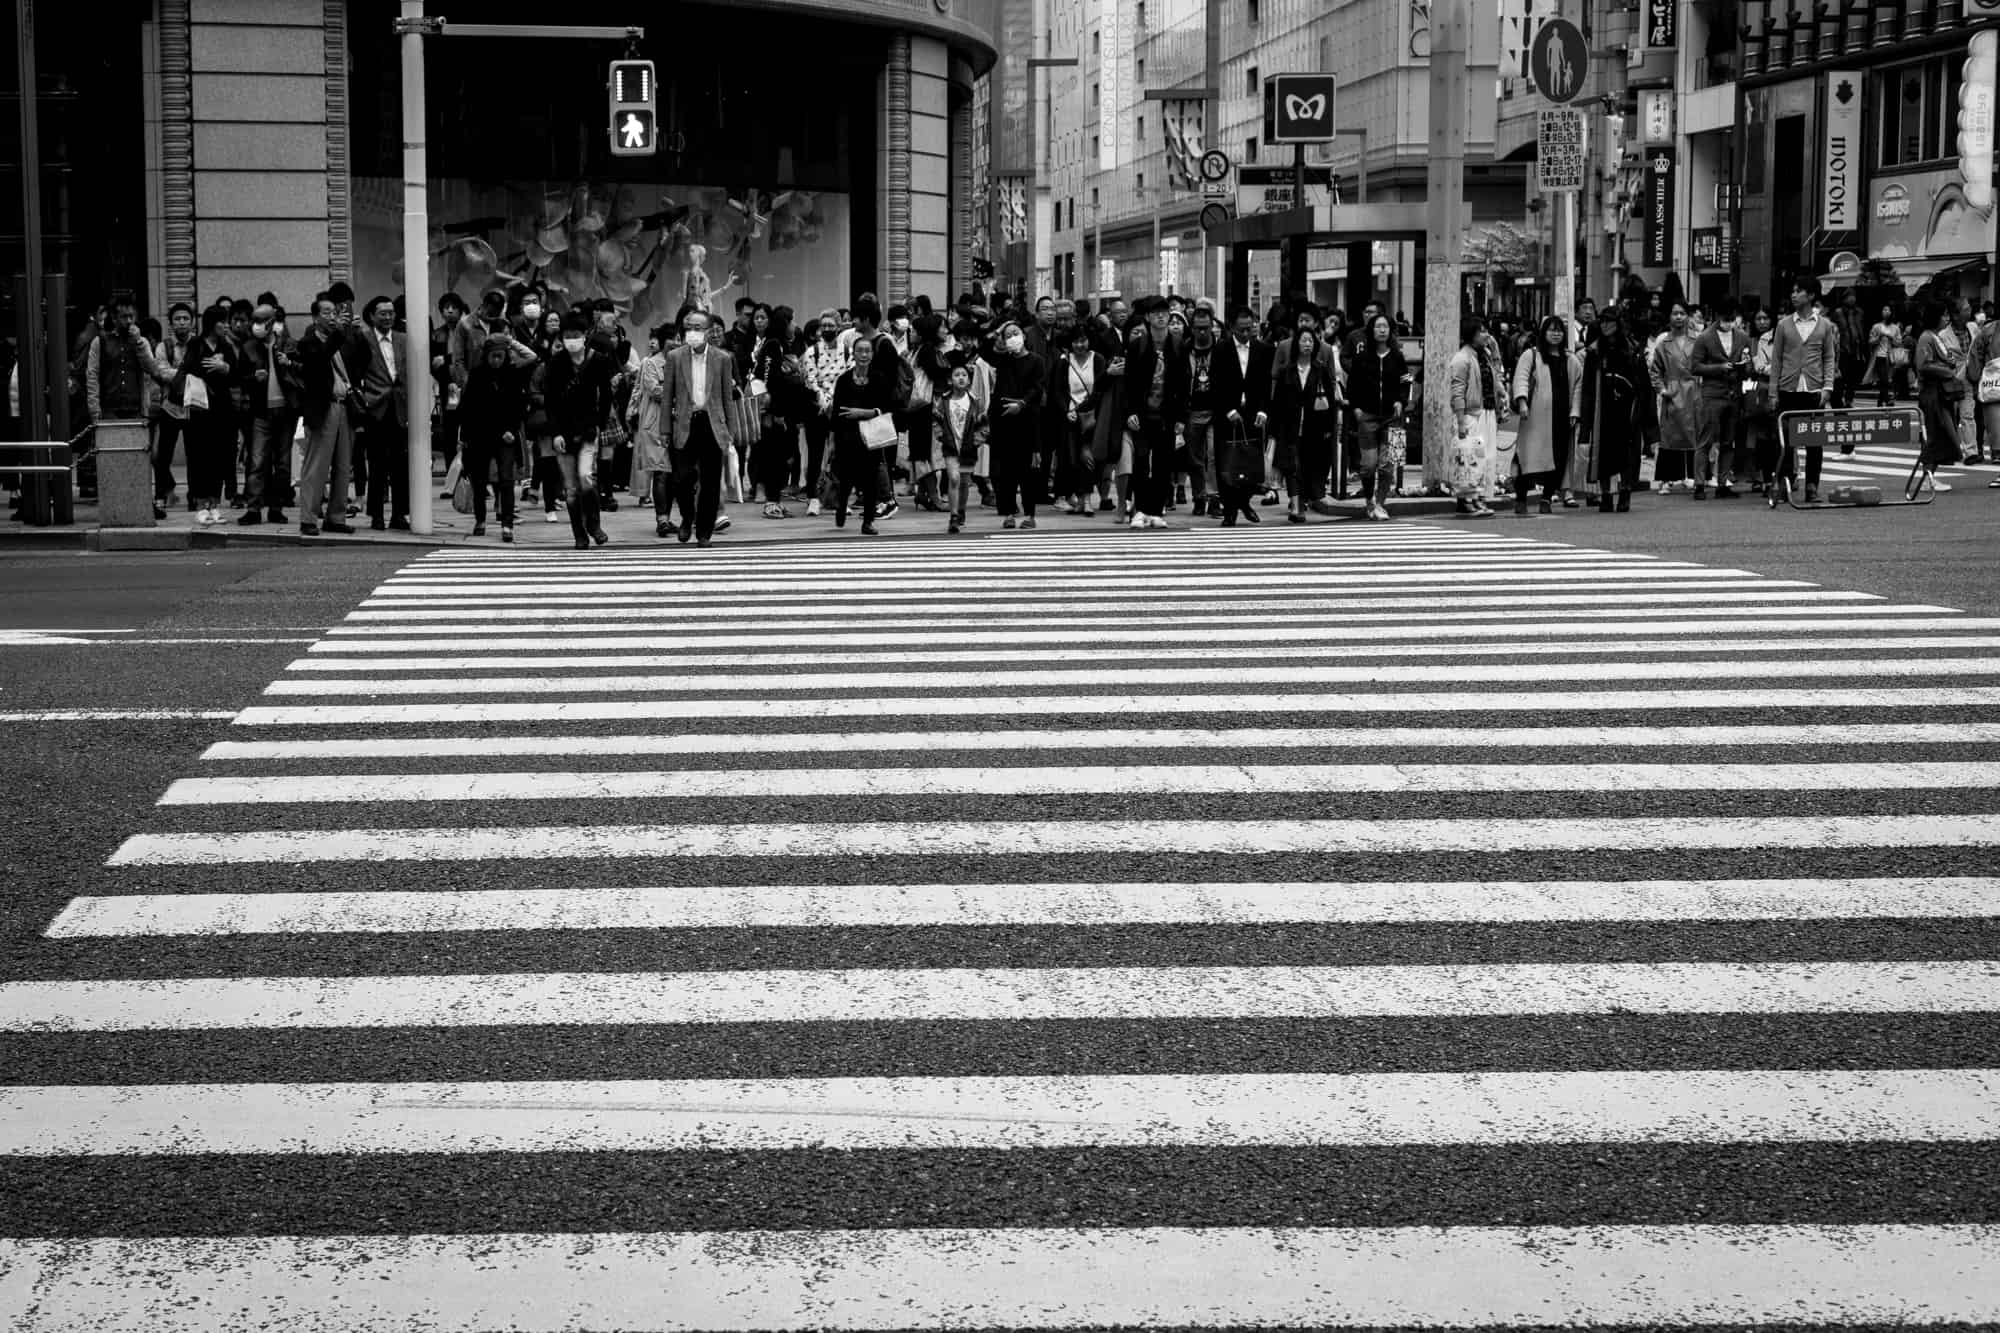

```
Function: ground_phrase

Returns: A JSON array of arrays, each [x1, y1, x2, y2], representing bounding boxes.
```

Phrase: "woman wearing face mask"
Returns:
[[1647, 301, 1699, 493], [1510, 315, 1583, 516], [987, 320, 1048, 529], [800, 310, 850, 517], [544, 313, 614, 549], [830, 336, 899, 534], [521, 308, 567, 523], [183, 305, 241, 526], [1270, 328, 1340, 523], [1054, 327, 1107, 516], [1447, 316, 1501, 520]]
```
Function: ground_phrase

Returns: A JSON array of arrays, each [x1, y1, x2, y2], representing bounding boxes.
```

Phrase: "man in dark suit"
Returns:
[[660, 307, 739, 547], [352, 295, 411, 530], [1688, 297, 1750, 498], [1210, 303, 1275, 520]]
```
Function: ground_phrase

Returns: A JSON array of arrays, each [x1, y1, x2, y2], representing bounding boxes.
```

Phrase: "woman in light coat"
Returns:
[[1447, 315, 1500, 518], [1647, 301, 1700, 491], [1509, 315, 1583, 516]]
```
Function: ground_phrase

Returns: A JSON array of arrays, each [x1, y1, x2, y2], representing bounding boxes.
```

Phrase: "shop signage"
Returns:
[[1828, 251, 1863, 278], [1537, 108, 1586, 192], [1099, 1, 1123, 171], [1236, 165, 1336, 215], [1823, 71, 1861, 232], [1691, 227, 1722, 268], [1867, 167, 1997, 264], [1639, 89, 1674, 144], [1644, 147, 1676, 267], [1960, 31, 1997, 210], [1530, 18, 1588, 103], [1644, 0, 1676, 48]]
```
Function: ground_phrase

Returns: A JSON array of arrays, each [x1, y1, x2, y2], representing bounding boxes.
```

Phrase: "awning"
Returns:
[[1829, 255, 1990, 286]]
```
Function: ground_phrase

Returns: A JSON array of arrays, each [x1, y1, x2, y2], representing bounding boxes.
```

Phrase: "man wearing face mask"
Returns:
[[660, 309, 740, 546], [236, 302, 300, 525], [546, 312, 617, 549]]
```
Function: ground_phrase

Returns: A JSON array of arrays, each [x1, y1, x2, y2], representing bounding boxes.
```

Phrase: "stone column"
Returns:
[[905, 37, 953, 306], [949, 71, 975, 302], [884, 33, 913, 306]]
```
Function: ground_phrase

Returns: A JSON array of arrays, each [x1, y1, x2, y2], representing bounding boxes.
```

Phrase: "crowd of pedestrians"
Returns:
[[17, 270, 1993, 537]]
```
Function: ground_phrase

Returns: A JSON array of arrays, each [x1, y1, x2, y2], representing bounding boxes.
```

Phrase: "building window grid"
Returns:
[[1876, 57, 1963, 171]]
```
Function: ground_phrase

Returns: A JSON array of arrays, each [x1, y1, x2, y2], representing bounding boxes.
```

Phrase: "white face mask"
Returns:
[[685, 329, 708, 350], [521, 303, 541, 321], [1004, 335, 1026, 355], [562, 337, 585, 355]]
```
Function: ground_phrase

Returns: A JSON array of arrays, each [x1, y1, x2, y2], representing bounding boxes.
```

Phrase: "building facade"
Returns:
[[991, 0, 1515, 317], [9, 0, 999, 345]]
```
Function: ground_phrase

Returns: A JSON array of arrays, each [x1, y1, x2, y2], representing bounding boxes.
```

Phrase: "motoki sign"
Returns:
[[1823, 71, 1861, 232], [1644, 147, 1677, 267], [1264, 73, 1336, 144]]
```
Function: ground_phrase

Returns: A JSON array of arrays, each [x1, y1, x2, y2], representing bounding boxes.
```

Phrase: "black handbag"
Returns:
[[1218, 420, 1265, 489]]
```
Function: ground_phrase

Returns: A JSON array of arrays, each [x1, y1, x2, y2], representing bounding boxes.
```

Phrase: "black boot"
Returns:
[[582, 489, 608, 545], [1616, 489, 1632, 513], [1598, 486, 1615, 513], [568, 497, 590, 549]]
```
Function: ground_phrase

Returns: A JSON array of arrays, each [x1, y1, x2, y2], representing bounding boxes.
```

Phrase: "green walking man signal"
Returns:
[[609, 59, 657, 156]]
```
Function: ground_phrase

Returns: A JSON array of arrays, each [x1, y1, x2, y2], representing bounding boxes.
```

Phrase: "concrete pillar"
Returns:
[[92, 420, 156, 527], [1422, 0, 1469, 495], [189, 0, 332, 311], [906, 37, 953, 305]]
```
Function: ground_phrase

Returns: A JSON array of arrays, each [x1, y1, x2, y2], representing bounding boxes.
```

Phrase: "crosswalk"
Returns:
[[4, 523, 1998, 1329], [1814, 441, 2000, 487]]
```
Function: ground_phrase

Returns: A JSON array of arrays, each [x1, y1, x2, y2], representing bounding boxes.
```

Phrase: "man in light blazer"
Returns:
[[1771, 276, 1840, 500], [1688, 297, 1751, 498], [352, 295, 412, 530], [660, 307, 739, 546]]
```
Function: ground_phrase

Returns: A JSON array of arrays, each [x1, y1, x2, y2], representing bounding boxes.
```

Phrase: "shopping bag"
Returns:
[[1218, 420, 1265, 490], [860, 415, 899, 450]]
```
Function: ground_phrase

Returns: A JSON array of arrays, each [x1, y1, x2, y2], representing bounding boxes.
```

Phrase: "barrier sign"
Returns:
[[1537, 108, 1586, 192], [1779, 407, 1919, 453]]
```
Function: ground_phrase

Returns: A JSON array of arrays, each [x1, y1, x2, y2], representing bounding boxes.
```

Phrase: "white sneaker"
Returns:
[[1148, 514, 1169, 529], [544, 510, 560, 523], [805, 499, 822, 517], [714, 516, 733, 533], [1129, 514, 1146, 528], [196, 508, 214, 526], [1931, 478, 1953, 492]]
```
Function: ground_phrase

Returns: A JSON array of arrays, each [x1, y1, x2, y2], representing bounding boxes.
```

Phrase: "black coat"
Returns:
[[542, 350, 614, 448], [459, 359, 532, 444], [1212, 336, 1275, 422], [1123, 331, 1189, 423], [989, 351, 1048, 452]]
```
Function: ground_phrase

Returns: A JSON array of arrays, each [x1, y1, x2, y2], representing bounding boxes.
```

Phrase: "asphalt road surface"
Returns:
[[1, 506, 1997, 1330]]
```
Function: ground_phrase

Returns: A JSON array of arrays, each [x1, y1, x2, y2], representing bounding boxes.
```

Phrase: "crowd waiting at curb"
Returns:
[[19, 270, 1994, 539]]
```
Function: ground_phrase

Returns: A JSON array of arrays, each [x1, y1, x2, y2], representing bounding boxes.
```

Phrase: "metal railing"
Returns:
[[0, 438, 79, 526]]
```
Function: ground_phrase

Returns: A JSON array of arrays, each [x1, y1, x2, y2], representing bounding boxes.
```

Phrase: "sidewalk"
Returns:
[[6, 463, 1460, 552]]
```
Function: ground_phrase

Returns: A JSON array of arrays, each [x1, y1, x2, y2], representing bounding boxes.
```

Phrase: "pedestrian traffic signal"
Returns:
[[608, 59, 657, 157]]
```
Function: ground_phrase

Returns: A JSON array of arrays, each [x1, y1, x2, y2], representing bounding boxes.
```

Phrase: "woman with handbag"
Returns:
[[1914, 299, 1965, 486], [986, 321, 1048, 530], [1511, 315, 1584, 516], [1343, 315, 1407, 522], [1270, 328, 1339, 523], [906, 316, 954, 511], [1055, 329, 1107, 517], [830, 336, 901, 535], [1447, 316, 1501, 519], [182, 305, 240, 526]]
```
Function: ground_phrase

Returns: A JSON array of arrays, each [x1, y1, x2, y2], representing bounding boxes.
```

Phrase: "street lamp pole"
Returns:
[[14, 0, 46, 440], [397, 0, 435, 535]]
